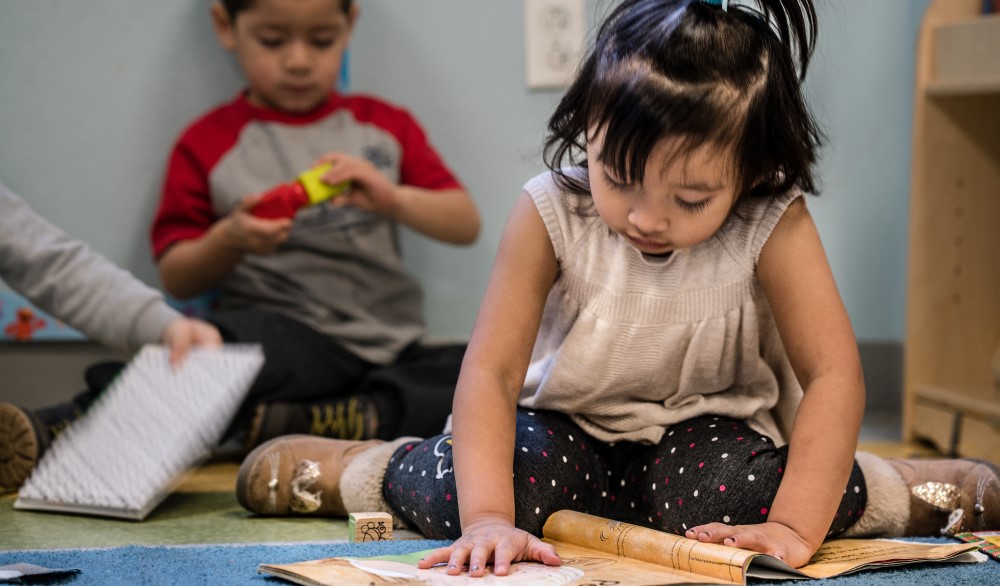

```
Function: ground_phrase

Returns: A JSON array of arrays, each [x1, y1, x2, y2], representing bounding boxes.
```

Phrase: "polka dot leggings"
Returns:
[[383, 409, 867, 540]]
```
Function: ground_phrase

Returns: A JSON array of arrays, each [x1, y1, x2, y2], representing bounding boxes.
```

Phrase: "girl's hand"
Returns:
[[416, 518, 561, 577], [161, 317, 223, 365], [685, 521, 815, 568], [313, 152, 400, 216], [223, 195, 293, 255]]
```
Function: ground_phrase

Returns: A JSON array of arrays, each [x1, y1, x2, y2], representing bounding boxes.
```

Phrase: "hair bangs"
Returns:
[[587, 56, 747, 188]]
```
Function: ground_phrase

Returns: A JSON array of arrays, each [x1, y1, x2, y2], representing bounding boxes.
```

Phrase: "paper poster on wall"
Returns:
[[0, 291, 84, 342]]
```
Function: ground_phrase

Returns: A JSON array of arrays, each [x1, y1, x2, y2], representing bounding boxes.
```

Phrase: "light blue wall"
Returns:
[[806, 0, 931, 341], [0, 1, 245, 287], [0, 0, 929, 343]]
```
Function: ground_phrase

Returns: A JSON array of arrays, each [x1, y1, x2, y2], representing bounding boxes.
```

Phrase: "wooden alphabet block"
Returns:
[[348, 511, 393, 542]]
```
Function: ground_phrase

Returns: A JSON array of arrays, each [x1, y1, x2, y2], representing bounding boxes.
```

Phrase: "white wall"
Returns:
[[0, 0, 930, 344]]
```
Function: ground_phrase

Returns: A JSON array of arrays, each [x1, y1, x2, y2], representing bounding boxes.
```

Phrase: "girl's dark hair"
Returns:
[[220, 0, 354, 21], [544, 0, 822, 200]]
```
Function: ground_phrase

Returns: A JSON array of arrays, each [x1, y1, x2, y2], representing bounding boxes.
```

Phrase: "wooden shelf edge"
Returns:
[[927, 76, 1000, 96], [914, 384, 1000, 420]]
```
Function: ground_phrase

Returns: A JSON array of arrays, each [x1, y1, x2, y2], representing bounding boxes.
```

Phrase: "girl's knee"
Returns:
[[383, 435, 461, 539]]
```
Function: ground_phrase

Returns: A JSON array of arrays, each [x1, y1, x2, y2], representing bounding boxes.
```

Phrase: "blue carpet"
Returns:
[[0, 540, 449, 585], [0, 538, 996, 585]]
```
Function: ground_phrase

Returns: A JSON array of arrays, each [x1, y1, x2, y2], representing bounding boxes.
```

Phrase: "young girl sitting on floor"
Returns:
[[235, 0, 999, 574]]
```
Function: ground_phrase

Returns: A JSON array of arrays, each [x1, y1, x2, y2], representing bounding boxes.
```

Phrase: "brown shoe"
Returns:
[[0, 403, 46, 492], [889, 457, 1000, 535], [236, 434, 383, 516]]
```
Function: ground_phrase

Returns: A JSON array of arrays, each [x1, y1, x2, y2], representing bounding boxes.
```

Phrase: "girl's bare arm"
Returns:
[[689, 197, 865, 566], [419, 191, 559, 576]]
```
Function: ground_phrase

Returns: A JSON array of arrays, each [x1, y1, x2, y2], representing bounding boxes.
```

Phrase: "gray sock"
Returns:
[[843, 451, 909, 537], [339, 436, 419, 529]]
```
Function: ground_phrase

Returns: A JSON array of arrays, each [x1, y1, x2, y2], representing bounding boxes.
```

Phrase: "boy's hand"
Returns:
[[223, 195, 293, 255], [161, 317, 223, 365], [313, 152, 400, 216], [685, 521, 814, 568], [416, 518, 561, 577]]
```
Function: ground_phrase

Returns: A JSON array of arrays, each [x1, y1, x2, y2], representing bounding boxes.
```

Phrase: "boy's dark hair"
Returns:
[[220, 0, 354, 21], [544, 0, 822, 200]]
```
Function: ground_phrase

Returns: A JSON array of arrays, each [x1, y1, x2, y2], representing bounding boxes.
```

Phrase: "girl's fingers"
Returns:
[[491, 539, 516, 576], [727, 530, 789, 562], [445, 545, 471, 576], [529, 539, 562, 567], [420, 527, 543, 576], [686, 522, 736, 542], [416, 546, 453, 569], [468, 543, 492, 577], [722, 529, 772, 557]]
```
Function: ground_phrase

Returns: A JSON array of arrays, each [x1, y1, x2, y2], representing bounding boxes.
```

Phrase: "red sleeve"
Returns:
[[150, 140, 214, 259], [150, 101, 247, 259], [395, 111, 463, 192], [347, 95, 463, 192]]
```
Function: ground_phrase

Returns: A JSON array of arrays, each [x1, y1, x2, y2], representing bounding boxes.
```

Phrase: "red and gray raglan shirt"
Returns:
[[151, 91, 463, 365]]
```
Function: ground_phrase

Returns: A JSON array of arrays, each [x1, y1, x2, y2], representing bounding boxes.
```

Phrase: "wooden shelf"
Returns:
[[927, 77, 1000, 96], [928, 14, 1000, 96], [912, 385, 1000, 461], [915, 385, 1000, 421], [903, 0, 1000, 466]]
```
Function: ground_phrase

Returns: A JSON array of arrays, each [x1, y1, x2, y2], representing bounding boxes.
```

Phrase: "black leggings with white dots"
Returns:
[[383, 409, 867, 540]]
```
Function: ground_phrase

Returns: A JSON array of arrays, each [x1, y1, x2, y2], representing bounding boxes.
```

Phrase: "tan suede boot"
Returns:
[[236, 435, 384, 516], [889, 457, 1000, 536]]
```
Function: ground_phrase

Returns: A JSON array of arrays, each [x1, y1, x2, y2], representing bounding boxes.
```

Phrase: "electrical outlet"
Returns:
[[524, 0, 586, 89]]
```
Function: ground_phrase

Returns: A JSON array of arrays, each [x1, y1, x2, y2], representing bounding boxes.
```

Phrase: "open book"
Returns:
[[259, 510, 983, 585]]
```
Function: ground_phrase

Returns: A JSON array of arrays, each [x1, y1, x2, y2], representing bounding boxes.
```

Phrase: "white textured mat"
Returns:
[[15, 344, 263, 520]]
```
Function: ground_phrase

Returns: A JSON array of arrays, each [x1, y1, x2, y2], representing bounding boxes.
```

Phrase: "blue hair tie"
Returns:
[[702, 0, 729, 11]]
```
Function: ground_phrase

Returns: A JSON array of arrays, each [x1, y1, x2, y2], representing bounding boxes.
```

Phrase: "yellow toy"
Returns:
[[251, 163, 350, 219]]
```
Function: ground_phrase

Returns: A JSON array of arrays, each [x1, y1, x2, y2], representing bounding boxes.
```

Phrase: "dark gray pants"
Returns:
[[210, 308, 464, 440], [384, 409, 867, 539]]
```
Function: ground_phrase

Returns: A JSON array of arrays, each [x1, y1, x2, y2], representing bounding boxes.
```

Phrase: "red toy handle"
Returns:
[[250, 182, 310, 220]]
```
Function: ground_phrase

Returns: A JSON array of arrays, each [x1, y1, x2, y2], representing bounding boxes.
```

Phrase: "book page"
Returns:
[[260, 512, 983, 585], [794, 539, 982, 579], [260, 543, 733, 585], [541, 510, 982, 583], [542, 510, 755, 584]]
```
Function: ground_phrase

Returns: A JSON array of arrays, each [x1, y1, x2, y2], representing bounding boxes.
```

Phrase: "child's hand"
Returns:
[[313, 152, 400, 216], [161, 317, 223, 365], [224, 195, 293, 254], [415, 518, 561, 577], [685, 521, 814, 568]]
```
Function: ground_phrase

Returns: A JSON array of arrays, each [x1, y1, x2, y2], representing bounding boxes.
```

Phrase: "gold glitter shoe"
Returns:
[[888, 457, 1000, 536], [236, 434, 383, 516]]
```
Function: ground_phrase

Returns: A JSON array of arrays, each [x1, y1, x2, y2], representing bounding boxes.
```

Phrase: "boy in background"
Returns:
[[0, 182, 222, 492], [151, 0, 480, 451]]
